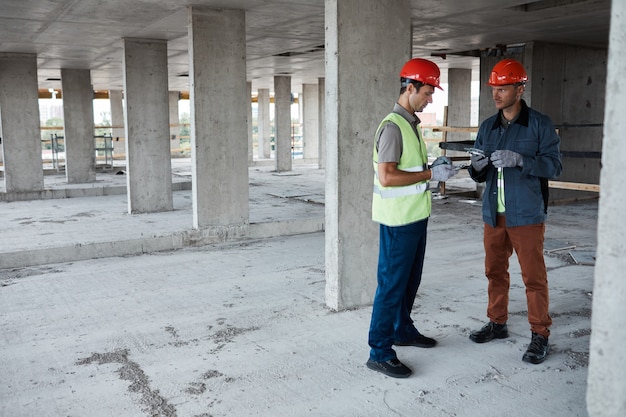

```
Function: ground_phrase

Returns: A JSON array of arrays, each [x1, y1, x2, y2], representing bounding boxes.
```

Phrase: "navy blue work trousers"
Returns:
[[368, 218, 428, 362]]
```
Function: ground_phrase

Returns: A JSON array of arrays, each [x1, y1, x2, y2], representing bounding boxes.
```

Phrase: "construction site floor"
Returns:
[[0, 160, 598, 417]]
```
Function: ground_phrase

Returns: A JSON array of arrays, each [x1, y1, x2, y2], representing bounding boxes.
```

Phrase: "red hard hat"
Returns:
[[488, 59, 528, 86], [400, 58, 443, 90]]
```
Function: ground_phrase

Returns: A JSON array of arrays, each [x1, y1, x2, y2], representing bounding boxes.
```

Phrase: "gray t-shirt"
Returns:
[[376, 103, 422, 163]]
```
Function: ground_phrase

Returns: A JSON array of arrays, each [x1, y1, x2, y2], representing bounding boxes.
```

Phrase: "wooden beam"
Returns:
[[93, 90, 109, 99], [549, 181, 600, 193]]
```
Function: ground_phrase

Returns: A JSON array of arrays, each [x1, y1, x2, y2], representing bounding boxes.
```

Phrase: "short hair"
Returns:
[[400, 78, 424, 95]]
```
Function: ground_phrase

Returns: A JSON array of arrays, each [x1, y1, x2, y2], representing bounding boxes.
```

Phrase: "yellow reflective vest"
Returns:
[[372, 112, 431, 226]]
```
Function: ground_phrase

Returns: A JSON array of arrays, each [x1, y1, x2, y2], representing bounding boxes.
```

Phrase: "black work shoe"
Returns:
[[522, 332, 550, 364], [366, 358, 412, 378], [394, 334, 437, 348], [469, 322, 509, 343]]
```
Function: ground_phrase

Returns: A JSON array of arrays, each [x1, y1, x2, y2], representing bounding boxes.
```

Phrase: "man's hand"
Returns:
[[431, 164, 460, 182], [490, 150, 524, 168], [470, 153, 488, 171]]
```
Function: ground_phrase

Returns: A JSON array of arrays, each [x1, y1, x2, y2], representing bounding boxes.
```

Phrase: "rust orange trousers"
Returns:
[[483, 215, 551, 338]]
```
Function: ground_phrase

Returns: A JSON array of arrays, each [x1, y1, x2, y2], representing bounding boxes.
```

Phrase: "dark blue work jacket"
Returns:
[[468, 100, 562, 227]]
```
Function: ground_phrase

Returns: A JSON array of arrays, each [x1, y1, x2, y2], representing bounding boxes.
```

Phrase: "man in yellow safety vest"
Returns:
[[367, 58, 459, 378]]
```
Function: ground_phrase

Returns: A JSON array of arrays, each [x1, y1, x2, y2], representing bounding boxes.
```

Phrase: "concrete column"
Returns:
[[446, 68, 472, 142], [298, 92, 303, 155], [325, 0, 410, 309], [318, 77, 326, 169], [274, 75, 292, 172], [0, 53, 43, 192], [188, 6, 248, 228], [61, 68, 95, 184], [257, 88, 271, 159], [123, 38, 173, 214], [247, 82, 254, 164], [302, 83, 320, 161], [169, 91, 180, 154], [587, 1, 626, 415], [109, 90, 125, 156], [445, 68, 472, 186]]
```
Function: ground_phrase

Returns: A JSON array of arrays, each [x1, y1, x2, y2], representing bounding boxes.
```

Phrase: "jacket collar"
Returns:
[[491, 99, 529, 130]]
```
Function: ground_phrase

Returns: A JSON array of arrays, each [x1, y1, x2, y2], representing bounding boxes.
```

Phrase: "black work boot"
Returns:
[[394, 333, 437, 348], [366, 358, 412, 378], [522, 332, 550, 364], [469, 322, 509, 343]]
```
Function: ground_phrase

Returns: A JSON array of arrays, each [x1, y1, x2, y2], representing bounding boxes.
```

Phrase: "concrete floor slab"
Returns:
[[0, 165, 598, 415]]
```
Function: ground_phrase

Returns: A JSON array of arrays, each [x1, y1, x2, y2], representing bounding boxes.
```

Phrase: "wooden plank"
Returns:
[[548, 181, 600, 192]]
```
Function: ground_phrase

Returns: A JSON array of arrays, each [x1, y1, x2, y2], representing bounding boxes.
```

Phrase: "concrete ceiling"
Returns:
[[0, 0, 612, 94]]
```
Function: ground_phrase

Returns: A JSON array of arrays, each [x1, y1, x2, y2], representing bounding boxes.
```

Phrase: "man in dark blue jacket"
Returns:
[[468, 59, 562, 364]]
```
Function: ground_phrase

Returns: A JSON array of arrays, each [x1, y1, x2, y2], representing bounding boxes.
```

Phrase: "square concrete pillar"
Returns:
[[247, 82, 253, 164], [587, 1, 626, 416], [109, 90, 125, 156], [257, 88, 271, 159], [188, 7, 249, 228], [61, 68, 96, 184], [302, 83, 320, 161], [123, 38, 173, 214], [0, 53, 44, 192], [325, 0, 411, 310], [446, 68, 472, 143], [274, 75, 292, 172], [169, 91, 180, 153], [318, 77, 326, 169]]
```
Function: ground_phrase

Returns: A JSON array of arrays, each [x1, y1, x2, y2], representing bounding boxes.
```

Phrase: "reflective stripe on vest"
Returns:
[[373, 164, 429, 198]]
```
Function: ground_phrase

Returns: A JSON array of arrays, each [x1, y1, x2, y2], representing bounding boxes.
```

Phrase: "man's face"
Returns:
[[491, 84, 524, 110], [409, 84, 435, 113]]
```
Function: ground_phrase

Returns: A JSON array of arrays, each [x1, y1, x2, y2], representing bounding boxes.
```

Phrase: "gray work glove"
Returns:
[[431, 163, 459, 182], [490, 149, 524, 168], [431, 156, 453, 167], [470, 153, 488, 171]]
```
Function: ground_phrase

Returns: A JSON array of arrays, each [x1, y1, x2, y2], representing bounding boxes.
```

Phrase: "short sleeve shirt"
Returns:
[[376, 103, 421, 163]]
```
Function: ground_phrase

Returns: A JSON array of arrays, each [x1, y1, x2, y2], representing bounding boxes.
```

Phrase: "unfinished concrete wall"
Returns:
[[526, 41, 606, 202]]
